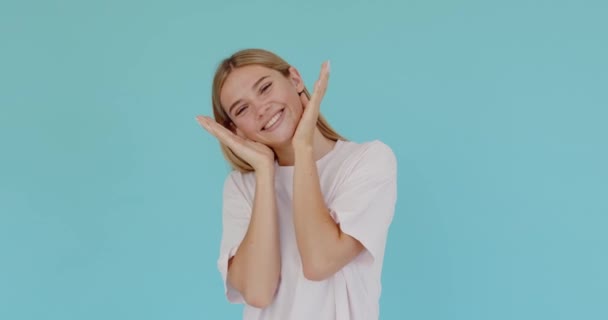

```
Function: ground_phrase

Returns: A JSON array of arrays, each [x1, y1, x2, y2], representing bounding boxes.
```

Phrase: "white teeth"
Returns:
[[264, 111, 282, 130]]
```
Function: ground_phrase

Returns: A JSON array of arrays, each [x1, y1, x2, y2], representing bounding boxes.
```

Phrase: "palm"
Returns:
[[196, 116, 274, 170], [234, 136, 275, 166]]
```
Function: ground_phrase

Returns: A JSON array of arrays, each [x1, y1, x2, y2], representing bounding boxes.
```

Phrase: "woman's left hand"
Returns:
[[291, 60, 330, 149]]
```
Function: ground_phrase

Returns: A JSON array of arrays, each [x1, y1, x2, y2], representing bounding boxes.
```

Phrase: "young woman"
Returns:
[[195, 48, 397, 320]]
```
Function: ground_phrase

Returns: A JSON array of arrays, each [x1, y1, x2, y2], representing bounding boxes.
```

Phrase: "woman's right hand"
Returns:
[[196, 116, 275, 171]]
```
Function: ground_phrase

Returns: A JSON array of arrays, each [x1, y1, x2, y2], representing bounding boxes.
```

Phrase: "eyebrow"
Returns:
[[228, 75, 270, 115]]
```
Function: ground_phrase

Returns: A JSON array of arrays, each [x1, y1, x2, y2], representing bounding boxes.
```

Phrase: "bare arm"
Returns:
[[195, 116, 280, 308], [290, 62, 364, 281], [293, 146, 364, 281], [226, 166, 280, 308]]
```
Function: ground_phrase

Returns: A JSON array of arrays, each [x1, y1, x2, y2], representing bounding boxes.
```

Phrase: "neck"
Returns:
[[273, 129, 336, 166]]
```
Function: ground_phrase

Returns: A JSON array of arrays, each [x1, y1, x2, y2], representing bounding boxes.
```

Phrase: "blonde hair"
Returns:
[[211, 48, 346, 173]]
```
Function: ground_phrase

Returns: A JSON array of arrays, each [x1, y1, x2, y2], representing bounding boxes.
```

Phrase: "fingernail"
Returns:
[[327, 60, 331, 72]]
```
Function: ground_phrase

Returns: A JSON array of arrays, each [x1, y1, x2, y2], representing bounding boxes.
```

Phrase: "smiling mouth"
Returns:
[[262, 109, 284, 131]]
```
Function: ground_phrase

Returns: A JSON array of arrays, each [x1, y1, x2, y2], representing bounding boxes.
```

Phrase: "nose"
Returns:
[[256, 103, 272, 120]]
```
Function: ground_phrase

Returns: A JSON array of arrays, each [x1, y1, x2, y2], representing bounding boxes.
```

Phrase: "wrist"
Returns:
[[293, 143, 314, 156], [254, 164, 275, 180], [294, 145, 315, 165], [291, 136, 313, 149]]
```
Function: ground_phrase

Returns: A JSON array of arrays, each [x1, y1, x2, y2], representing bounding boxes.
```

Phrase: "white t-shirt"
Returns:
[[216, 139, 398, 320]]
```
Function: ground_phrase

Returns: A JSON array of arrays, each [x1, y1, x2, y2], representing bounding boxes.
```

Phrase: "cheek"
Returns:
[[233, 119, 257, 137], [291, 96, 304, 118], [280, 92, 303, 116]]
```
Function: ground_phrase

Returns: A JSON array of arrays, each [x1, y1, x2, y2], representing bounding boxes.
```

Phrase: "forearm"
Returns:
[[293, 145, 342, 279], [228, 167, 280, 307]]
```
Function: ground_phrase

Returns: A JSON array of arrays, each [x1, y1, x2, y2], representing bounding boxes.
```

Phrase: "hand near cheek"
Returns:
[[196, 116, 275, 171], [292, 60, 330, 149]]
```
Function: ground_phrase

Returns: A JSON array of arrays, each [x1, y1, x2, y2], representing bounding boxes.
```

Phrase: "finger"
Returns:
[[195, 116, 215, 134], [303, 61, 330, 119], [308, 61, 330, 111], [196, 116, 243, 149], [196, 116, 225, 141]]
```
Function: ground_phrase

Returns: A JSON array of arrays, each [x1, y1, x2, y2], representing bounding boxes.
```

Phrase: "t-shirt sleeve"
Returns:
[[216, 171, 252, 304], [328, 141, 398, 266]]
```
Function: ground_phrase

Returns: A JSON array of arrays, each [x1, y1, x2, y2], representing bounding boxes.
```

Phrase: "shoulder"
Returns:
[[337, 139, 397, 176], [222, 170, 256, 197], [360, 140, 396, 166]]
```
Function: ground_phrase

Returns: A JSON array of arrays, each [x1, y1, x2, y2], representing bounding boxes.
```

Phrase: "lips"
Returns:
[[261, 109, 285, 131]]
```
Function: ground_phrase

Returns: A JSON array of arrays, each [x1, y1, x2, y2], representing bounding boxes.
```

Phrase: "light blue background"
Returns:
[[1, 0, 607, 319]]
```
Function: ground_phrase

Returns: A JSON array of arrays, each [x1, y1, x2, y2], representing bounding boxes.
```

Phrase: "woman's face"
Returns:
[[220, 65, 305, 149]]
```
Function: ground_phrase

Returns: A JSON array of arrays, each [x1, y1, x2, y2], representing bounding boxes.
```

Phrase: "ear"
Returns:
[[289, 66, 309, 108], [288, 66, 305, 93], [299, 88, 310, 110]]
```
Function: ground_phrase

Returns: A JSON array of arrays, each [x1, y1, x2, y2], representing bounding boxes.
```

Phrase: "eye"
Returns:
[[260, 82, 272, 94], [235, 105, 248, 116]]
